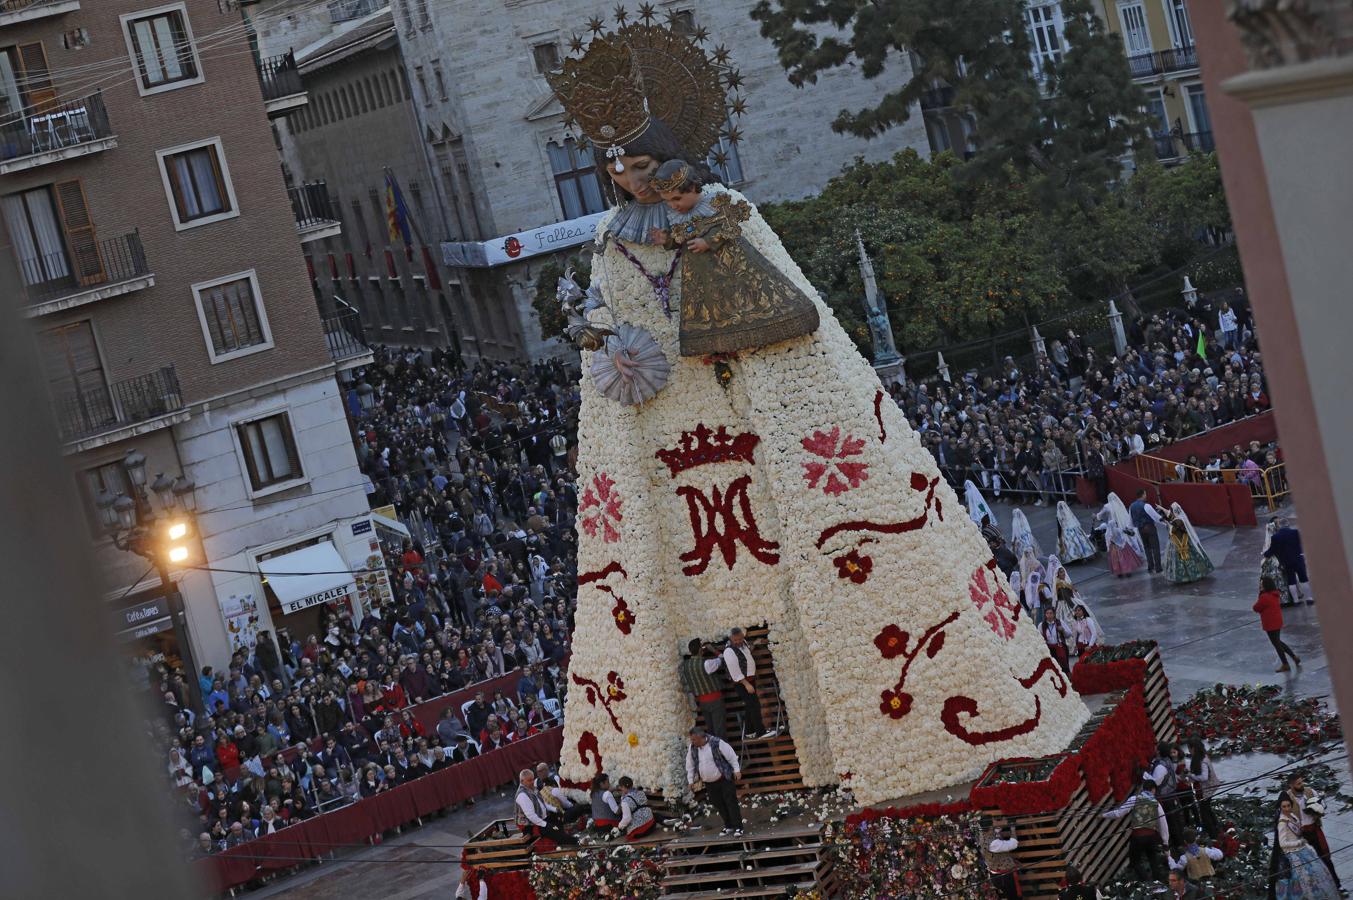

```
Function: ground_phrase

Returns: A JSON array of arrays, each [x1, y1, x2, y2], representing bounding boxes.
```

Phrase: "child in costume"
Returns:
[[648, 159, 819, 357]]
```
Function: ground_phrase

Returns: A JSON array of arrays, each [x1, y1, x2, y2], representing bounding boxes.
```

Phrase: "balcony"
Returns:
[[329, 0, 384, 23], [1160, 45, 1199, 73], [1151, 133, 1179, 162], [1181, 130, 1215, 154], [21, 231, 153, 318], [258, 51, 307, 117], [290, 180, 342, 243], [0, 0, 80, 27], [0, 92, 115, 175], [55, 366, 188, 452], [1126, 52, 1161, 80], [321, 308, 372, 369]]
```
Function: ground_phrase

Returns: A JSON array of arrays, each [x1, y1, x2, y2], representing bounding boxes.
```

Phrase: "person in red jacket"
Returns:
[[1254, 575, 1301, 672]]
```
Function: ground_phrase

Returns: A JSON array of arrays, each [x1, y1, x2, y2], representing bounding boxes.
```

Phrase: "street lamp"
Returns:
[[356, 381, 375, 412], [104, 459, 203, 715]]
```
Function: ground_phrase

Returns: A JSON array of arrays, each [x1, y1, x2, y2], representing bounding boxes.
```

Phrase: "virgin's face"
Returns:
[[607, 154, 660, 203]]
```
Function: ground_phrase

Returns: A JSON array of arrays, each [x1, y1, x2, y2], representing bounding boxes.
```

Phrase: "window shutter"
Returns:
[[18, 42, 56, 112], [238, 423, 262, 489], [53, 180, 105, 287]]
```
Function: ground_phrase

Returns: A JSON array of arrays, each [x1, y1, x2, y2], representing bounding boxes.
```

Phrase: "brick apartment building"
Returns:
[[1, 0, 388, 678]]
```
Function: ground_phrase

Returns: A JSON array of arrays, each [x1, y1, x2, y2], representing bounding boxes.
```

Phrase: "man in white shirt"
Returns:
[[534, 762, 587, 824], [722, 628, 776, 739], [686, 727, 743, 836], [514, 769, 577, 846], [982, 822, 1020, 899]]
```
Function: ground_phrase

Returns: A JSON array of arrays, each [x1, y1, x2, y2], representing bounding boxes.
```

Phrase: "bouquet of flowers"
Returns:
[[824, 810, 1001, 899]]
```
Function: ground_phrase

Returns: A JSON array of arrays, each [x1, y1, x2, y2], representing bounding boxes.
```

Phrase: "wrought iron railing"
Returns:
[[322, 309, 369, 361], [1151, 133, 1178, 161], [1181, 130, 1215, 153], [1160, 45, 1199, 72], [54, 366, 183, 442], [328, 0, 382, 23], [0, 0, 74, 15], [289, 180, 336, 229], [0, 91, 111, 164], [1126, 52, 1161, 79], [21, 230, 149, 306], [258, 50, 303, 102]]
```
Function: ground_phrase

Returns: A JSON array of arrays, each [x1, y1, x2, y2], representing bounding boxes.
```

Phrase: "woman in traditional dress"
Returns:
[[1261, 521, 1296, 606], [1055, 500, 1096, 564], [1010, 508, 1042, 560], [1103, 493, 1147, 558], [544, 20, 1089, 805], [1162, 503, 1215, 584], [1018, 546, 1046, 596], [965, 480, 996, 530], [1270, 795, 1340, 899], [1102, 517, 1145, 578]]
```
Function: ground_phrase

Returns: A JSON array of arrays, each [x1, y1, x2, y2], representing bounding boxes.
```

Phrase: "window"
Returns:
[[546, 138, 605, 219], [81, 458, 131, 532], [415, 0, 431, 28], [532, 42, 560, 75], [707, 120, 745, 184], [236, 412, 303, 492], [1143, 88, 1169, 132], [1117, 0, 1152, 55], [415, 66, 429, 105], [1025, 2, 1066, 80], [433, 62, 448, 100], [40, 321, 110, 430], [193, 270, 272, 362], [1165, 0, 1193, 47], [122, 4, 202, 95], [397, 0, 415, 33], [670, 10, 695, 35], [3, 179, 109, 291], [157, 139, 238, 230]]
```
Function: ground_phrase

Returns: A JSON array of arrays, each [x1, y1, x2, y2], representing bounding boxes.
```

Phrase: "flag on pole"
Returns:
[[1196, 331, 1206, 358], [384, 171, 412, 246]]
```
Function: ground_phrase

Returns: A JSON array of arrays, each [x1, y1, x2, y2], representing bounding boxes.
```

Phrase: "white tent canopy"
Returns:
[[258, 541, 357, 615]]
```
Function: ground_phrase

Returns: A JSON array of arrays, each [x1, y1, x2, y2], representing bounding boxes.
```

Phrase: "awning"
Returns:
[[371, 511, 409, 538], [258, 541, 358, 616]]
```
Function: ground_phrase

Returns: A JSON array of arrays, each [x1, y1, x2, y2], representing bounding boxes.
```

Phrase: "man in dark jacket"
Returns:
[[1264, 517, 1312, 603]]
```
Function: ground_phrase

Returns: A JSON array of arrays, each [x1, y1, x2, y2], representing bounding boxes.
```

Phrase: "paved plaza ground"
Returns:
[[247, 499, 1351, 898]]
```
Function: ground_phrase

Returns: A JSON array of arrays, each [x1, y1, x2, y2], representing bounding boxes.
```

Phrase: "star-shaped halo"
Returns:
[[586, 16, 606, 34], [568, 32, 585, 54], [637, 2, 657, 22], [712, 44, 732, 65], [613, 4, 628, 25]]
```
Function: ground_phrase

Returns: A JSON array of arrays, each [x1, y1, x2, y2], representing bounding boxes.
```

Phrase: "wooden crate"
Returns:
[[1142, 646, 1177, 744]]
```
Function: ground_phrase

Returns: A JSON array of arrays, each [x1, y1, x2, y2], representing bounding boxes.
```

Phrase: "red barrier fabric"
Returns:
[[191, 728, 565, 894], [1148, 411, 1277, 463]]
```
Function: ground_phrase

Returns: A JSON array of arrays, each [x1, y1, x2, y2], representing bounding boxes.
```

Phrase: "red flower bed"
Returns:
[[846, 798, 974, 824], [1070, 640, 1156, 694], [462, 867, 535, 900], [970, 754, 1080, 815], [1079, 683, 1156, 804]]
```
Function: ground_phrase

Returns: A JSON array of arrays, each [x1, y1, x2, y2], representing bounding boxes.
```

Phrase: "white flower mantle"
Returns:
[[561, 187, 1089, 807]]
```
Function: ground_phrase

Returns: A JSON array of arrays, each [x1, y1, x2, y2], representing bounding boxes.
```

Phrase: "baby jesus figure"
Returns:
[[647, 159, 820, 357]]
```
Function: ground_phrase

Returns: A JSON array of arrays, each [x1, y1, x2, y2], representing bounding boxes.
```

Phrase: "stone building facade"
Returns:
[[254, 0, 929, 360], [1, 0, 378, 676]]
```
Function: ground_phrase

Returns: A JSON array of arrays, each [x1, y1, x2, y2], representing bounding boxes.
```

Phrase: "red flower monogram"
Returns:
[[880, 688, 913, 719], [969, 561, 1020, 641], [579, 472, 623, 543], [834, 549, 874, 584], [801, 426, 870, 496], [610, 595, 635, 635]]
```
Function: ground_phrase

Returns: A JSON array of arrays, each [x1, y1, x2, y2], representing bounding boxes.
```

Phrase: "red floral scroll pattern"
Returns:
[[969, 561, 1022, 640], [815, 472, 944, 549], [579, 472, 623, 544], [675, 475, 781, 575], [801, 426, 870, 496], [608, 593, 635, 634], [873, 390, 887, 443], [941, 656, 1067, 746], [571, 671, 627, 733], [874, 612, 959, 721], [557, 731, 602, 789], [580, 562, 633, 635]]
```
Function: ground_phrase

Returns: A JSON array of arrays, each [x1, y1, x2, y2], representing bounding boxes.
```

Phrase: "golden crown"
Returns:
[[650, 163, 691, 193], [546, 33, 652, 153], [548, 9, 747, 166]]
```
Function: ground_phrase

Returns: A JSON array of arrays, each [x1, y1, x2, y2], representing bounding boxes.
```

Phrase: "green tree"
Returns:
[[531, 254, 592, 341]]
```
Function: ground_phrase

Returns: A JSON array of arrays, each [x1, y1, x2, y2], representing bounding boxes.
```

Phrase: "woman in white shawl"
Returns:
[[1018, 546, 1045, 596], [1055, 500, 1097, 563], [1104, 492, 1146, 557], [965, 480, 995, 528], [1010, 508, 1042, 559], [1162, 502, 1215, 584], [1023, 570, 1049, 616], [1100, 515, 1146, 577]]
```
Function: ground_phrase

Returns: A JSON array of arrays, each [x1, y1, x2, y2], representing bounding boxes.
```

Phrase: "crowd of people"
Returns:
[[140, 347, 589, 859], [893, 293, 1275, 506]]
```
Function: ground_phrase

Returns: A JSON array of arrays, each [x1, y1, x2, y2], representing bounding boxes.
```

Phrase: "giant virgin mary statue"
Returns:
[[547, 19, 1088, 806]]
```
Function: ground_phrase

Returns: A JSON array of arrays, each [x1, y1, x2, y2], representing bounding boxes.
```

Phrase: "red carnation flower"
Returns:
[[873, 624, 909, 660], [834, 549, 874, 584], [880, 688, 914, 719], [611, 596, 634, 635]]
